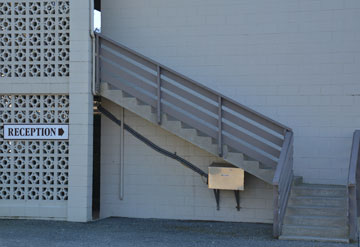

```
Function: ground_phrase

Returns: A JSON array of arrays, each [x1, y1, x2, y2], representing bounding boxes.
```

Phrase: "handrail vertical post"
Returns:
[[157, 65, 162, 124], [348, 185, 358, 241], [95, 34, 100, 93], [347, 130, 360, 242], [218, 96, 223, 157], [273, 185, 280, 238], [272, 131, 293, 238]]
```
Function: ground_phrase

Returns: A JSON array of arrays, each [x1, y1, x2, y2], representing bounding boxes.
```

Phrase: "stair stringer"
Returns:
[[100, 83, 275, 184]]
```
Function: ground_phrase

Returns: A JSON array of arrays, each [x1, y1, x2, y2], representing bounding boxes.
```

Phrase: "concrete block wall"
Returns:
[[100, 99, 274, 223], [0, 0, 94, 221], [101, 0, 360, 185]]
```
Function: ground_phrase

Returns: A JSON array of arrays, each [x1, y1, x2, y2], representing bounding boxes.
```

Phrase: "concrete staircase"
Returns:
[[100, 83, 275, 184], [280, 183, 349, 243]]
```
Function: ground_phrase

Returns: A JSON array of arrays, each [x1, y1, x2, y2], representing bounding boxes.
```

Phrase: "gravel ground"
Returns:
[[0, 217, 357, 247]]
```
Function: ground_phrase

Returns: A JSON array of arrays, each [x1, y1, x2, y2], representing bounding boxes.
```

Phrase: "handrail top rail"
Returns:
[[347, 130, 360, 186], [273, 130, 293, 185], [95, 32, 292, 133]]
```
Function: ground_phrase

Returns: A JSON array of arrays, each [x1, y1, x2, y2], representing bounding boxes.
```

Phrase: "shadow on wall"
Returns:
[[94, 0, 100, 11]]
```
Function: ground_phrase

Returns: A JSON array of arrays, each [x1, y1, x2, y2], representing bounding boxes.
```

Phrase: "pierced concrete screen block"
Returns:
[[0, 0, 70, 78], [0, 95, 69, 201]]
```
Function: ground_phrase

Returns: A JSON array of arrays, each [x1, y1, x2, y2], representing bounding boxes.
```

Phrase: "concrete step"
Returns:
[[284, 215, 347, 227], [293, 176, 303, 185], [279, 235, 349, 243], [258, 163, 274, 169], [281, 183, 349, 242], [292, 184, 346, 197], [282, 225, 348, 239], [286, 205, 346, 217], [289, 195, 346, 207]]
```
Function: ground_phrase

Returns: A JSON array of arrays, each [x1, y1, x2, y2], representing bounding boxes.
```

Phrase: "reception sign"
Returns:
[[3, 124, 69, 140]]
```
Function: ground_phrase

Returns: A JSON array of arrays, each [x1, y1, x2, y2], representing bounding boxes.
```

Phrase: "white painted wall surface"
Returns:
[[100, 99, 274, 223], [102, 0, 360, 185], [68, 0, 94, 222]]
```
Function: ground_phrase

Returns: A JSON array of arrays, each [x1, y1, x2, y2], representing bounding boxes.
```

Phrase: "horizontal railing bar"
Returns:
[[101, 47, 157, 85], [161, 103, 218, 139], [101, 37, 157, 71], [101, 57, 157, 96], [223, 122, 281, 158], [161, 91, 218, 127], [223, 100, 285, 135], [161, 69, 218, 103], [97, 32, 291, 133], [223, 134, 278, 167], [348, 130, 360, 186], [222, 110, 283, 147], [101, 72, 157, 107], [161, 78, 218, 114]]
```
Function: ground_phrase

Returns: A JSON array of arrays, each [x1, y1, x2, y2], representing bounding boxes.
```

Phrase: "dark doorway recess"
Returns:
[[94, 0, 101, 11], [92, 97, 101, 219]]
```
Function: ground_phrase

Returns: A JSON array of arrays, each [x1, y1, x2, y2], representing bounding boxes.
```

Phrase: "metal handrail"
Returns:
[[347, 130, 360, 242], [95, 33, 291, 132], [95, 32, 291, 167]]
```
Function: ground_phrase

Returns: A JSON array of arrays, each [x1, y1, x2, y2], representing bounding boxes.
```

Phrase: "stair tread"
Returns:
[[291, 195, 346, 199], [294, 184, 346, 189], [287, 204, 346, 209], [279, 235, 349, 243], [284, 224, 348, 230], [286, 215, 346, 219]]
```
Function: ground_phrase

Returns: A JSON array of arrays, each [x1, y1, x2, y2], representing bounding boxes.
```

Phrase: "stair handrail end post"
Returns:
[[347, 130, 360, 242], [273, 183, 280, 238], [273, 130, 293, 185], [272, 130, 294, 238]]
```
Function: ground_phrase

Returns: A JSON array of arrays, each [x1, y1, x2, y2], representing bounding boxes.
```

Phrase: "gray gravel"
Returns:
[[0, 217, 356, 247]]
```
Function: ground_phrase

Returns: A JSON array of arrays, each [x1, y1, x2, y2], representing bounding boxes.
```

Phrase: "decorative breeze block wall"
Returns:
[[0, 95, 69, 201], [0, 0, 70, 78]]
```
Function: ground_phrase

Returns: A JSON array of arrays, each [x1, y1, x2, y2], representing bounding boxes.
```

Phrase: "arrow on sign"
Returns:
[[58, 128, 65, 136]]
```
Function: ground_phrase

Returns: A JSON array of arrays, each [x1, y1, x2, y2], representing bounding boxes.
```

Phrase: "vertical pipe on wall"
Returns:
[[218, 96, 223, 157], [119, 107, 125, 200], [157, 65, 162, 125], [89, 0, 96, 96]]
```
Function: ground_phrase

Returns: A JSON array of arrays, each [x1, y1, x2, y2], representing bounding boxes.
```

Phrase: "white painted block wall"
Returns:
[[100, 99, 273, 223], [102, 0, 360, 185], [0, 0, 93, 221], [68, 0, 94, 222]]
